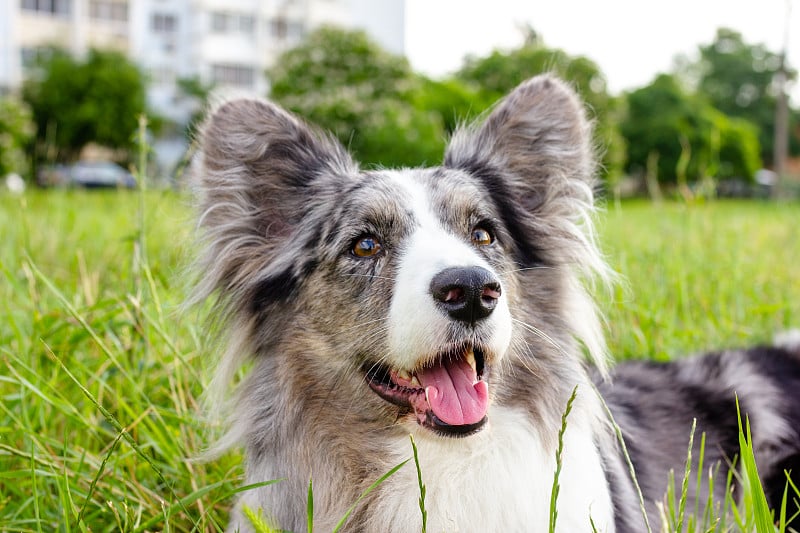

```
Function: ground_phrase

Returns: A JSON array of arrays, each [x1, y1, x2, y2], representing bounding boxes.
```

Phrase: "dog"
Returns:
[[192, 74, 800, 532]]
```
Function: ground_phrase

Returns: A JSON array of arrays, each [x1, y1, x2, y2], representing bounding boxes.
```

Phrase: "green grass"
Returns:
[[1, 191, 799, 531], [599, 199, 800, 360]]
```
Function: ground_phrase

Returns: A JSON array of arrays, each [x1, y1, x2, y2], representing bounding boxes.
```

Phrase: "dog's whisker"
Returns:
[[511, 317, 570, 358], [499, 265, 556, 275], [342, 273, 398, 281]]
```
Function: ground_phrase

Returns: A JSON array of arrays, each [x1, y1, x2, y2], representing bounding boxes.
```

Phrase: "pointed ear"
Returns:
[[444, 74, 596, 215], [198, 98, 355, 234], [193, 98, 356, 303]]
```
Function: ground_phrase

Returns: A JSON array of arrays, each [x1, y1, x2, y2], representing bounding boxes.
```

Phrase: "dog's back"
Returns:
[[598, 336, 800, 530]]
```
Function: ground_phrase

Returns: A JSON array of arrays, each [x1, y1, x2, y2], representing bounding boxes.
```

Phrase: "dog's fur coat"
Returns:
[[193, 75, 800, 532]]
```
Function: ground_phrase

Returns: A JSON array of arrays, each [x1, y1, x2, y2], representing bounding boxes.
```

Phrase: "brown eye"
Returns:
[[471, 226, 494, 246], [352, 235, 383, 257]]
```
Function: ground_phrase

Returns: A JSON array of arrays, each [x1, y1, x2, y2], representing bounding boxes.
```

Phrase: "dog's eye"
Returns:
[[471, 226, 494, 246], [352, 235, 383, 258]]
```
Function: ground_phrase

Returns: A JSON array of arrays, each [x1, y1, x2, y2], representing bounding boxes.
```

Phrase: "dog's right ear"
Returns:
[[193, 98, 356, 305]]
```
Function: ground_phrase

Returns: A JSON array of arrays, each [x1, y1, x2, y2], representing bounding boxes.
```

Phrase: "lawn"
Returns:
[[0, 190, 798, 531]]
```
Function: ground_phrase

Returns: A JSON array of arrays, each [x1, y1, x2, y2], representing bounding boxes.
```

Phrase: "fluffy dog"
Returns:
[[192, 75, 800, 532]]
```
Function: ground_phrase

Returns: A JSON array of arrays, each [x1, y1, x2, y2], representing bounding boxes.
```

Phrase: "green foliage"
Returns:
[[22, 48, 148, 161], [621, 74, 761, 184], [456, 33, 626, 185], [696, 28, 798, 164], [0, 96, 35, 178], [268, 26, 445, 167], [412, 77, 491, 135], [176, 75, 216, 137]]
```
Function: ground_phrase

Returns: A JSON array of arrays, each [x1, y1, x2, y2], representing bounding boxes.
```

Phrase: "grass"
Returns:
[[0, 190, 799, 531]]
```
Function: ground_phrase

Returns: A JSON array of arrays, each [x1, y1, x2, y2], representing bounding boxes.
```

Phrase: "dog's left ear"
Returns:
[[444, 74, 595, 216]]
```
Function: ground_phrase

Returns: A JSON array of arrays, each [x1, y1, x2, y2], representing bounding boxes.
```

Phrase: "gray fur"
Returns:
[[192, 75, 800, 532]]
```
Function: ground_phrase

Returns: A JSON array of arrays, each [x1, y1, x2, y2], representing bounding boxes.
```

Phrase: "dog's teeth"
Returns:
[[410, 376, 421, 387], [465, 349, 477, 372], [397, 369, 411, 381]]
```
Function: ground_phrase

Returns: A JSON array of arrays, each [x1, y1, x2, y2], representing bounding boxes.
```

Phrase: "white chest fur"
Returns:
[[367, 406, 615, 533]]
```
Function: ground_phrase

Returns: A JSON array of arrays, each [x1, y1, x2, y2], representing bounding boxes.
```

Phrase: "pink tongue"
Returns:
[[416, 356, 489, 426]]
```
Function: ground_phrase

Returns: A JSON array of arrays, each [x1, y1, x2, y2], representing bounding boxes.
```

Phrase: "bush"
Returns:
[[0, 96, 35, 178]]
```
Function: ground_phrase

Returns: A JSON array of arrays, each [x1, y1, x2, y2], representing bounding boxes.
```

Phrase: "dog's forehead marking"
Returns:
[[385, 170, 443, 231]]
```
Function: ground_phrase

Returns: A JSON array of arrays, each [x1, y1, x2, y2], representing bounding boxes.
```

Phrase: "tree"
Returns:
[[621, 74, 761, 185], [23, 48, 148, 161], [456, 31, 626, 186], [695, 28, 798, 165], [0, 96, 35, 178], [268, 27, 447, 167]]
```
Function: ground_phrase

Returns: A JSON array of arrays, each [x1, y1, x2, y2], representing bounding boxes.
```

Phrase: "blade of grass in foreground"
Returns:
[[736, 398, 774, 532], [596, 387, 653, 533], [410, 434, 428, 533], [331, 459, 410, 533], [675, 418, 697, 532], [307, 476, 314, 533], [549, 385, 578, 533]]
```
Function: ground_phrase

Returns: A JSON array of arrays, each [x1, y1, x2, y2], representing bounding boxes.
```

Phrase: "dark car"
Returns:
[[38, 161, 136, 189]]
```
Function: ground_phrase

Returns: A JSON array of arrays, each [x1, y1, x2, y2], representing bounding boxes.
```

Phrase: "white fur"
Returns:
[[370, 405, 615, 532], [387, 173, 513, 369]]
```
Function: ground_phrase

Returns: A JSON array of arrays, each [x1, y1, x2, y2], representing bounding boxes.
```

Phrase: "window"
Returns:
[[150, 67, 175, 85], [20, 47, 39, 69], [151, 13, 177, 33], [211, 11, 256, 35], [238, 14, 255, 34], [89, 0, 128, 21], [20, 0, 70, 16], [211, 64, 255, 87], [210, 11, 229, 32], [270, 18, 305, 41]]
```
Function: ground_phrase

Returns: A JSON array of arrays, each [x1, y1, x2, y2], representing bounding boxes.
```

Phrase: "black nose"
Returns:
[[430, 266, 501, 324]]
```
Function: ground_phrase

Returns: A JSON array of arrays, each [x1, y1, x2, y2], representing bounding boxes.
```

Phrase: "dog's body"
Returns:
[[193, 75, 800, 532]]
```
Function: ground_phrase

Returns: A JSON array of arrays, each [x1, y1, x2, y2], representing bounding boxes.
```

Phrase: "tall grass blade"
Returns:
[[410, 434, 427, 533], [77, 428, 125, 525], [596, 388, 653, 533], [735, 397, 774, 532], [676, 418, 697, 532], [242, 504, 281, 533], [307, 476, 314, 533], [30, 441, 43, 533], [331, 459, 410, 533], [549, 385, 578, 533]]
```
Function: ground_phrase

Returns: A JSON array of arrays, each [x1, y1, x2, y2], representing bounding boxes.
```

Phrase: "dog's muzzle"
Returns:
[[364, 266, 503, 437]]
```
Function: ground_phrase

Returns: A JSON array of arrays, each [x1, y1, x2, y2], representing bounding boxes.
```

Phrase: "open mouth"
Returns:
[[364, 344, 489, 437]]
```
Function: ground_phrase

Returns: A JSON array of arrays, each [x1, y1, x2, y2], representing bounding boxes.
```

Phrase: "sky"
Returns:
[[404, 0, 799, 102]]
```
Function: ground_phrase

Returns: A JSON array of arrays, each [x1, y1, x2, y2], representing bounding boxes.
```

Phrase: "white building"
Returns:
[[0, 0, 406, 169]]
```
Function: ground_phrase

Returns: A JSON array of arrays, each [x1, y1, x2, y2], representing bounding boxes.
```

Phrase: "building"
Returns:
[[0, 0, 406, 169]]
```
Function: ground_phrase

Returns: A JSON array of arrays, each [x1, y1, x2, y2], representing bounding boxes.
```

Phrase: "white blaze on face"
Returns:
[[386, 172, 512, 370]]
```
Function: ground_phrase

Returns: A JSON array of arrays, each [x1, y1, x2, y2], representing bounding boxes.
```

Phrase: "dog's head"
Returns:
[[194, 75, 608, 439]]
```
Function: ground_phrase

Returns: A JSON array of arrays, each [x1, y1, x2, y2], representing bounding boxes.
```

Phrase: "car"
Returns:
[[37, 161, 137, 189], [69, 161, 137, 189]]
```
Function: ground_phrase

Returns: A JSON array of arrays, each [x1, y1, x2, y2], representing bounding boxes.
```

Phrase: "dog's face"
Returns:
[[195, 75, 605, 439], [326, 167, 516, 436]]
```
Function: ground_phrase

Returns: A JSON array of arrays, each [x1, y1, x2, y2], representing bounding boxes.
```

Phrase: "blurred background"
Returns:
[[0, 0, 798, 199]]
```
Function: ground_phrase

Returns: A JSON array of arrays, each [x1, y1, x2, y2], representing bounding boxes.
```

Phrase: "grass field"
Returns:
[[0, 190, 798, 531]]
